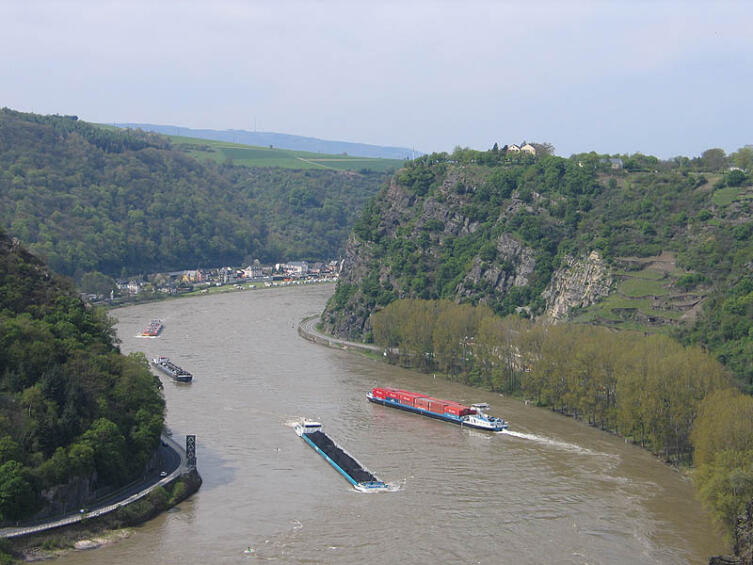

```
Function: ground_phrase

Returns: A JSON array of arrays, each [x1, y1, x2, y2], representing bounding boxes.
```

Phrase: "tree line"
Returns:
[[371, 298, 752, 538]]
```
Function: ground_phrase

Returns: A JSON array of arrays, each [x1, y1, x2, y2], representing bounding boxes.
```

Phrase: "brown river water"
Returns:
[[55, 284, 727, 564]]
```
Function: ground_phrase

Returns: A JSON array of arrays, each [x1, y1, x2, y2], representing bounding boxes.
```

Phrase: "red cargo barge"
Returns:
[[141, 319, 163, 337], [367, 387, 508, 431]]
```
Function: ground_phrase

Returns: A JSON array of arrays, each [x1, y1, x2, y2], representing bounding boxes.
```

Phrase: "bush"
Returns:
[[169, 480, 188, 505], [675, 273, 706, 290], [697, 209, 713, 222], [147, 486, 169, 512], [479, 242, 497, 262], [726, 169, 747, 187]]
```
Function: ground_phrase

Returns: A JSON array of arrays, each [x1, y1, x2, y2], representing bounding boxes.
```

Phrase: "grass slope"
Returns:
[[571, 252, 705, 329], [150, 133, 405, 172]]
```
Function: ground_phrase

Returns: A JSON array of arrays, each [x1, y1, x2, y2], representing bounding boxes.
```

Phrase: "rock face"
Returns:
[[39, 476, 97, 518], [327, 235, 376, 340], [320, 161, 613, 340], [457, 233, 535, 297], [541, 251, 612, 322]]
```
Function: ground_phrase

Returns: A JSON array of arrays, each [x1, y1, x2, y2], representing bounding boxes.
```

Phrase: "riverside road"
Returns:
[[0, 434, 186, 539]]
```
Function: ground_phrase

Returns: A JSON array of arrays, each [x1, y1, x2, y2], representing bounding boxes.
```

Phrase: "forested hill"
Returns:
[[0, 109, 388, 279], [0, 229, 165, 520], [322, 146, 753, 388]]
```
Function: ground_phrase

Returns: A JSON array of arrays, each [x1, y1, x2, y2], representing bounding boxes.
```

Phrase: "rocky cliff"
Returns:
[[321, 155, 606, 339], [542, 251, 613, 322], [321, 148, 749, 348]]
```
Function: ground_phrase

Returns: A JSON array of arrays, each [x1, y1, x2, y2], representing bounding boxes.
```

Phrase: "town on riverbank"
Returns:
[[87, 259, 340, 306]]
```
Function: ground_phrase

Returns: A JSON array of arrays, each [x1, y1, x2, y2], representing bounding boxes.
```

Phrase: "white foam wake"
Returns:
[[500, 429, 596, 455], [354, 482, 401, 493]]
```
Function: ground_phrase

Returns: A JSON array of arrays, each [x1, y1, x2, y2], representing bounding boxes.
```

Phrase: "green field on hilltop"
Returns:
[[167, 134, 406, 172]]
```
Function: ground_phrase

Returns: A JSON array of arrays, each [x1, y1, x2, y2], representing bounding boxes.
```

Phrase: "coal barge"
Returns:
[[152, 356, 193, 383], [294, 420, 388, 491], [367, 387, 508, 431]]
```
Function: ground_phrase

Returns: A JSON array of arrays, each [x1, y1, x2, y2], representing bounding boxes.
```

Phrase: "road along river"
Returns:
[[55, 285, 726, 564]]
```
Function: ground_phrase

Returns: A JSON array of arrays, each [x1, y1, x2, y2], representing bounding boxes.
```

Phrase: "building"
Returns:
[[609, 158, 623, 169], [283, 261, 309, 275], [600, 157, 624, 170], [521, 143, 536, 155], [243, 260, 264, 279]]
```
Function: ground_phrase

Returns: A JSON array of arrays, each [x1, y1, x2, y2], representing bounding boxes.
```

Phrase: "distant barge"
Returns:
[[152, 356, 193, 383], [294, 420, 388, 491], [141, 319, 163, 337], [367, 387, 508, 431]]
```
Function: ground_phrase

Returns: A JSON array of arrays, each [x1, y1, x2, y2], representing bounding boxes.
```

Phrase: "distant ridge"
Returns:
[[112, 123, 420, 160]]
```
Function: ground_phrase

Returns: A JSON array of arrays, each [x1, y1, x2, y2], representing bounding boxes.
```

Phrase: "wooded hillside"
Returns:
[[0, 229, 164, 521], [0, 109, 388, 279], [323, 145, 753, 388]]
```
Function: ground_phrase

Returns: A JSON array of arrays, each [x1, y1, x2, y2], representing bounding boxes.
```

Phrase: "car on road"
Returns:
[[160, 471, 168, 478]]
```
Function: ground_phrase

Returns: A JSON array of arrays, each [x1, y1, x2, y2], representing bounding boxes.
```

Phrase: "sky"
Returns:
[[1, 0, 752, 158]]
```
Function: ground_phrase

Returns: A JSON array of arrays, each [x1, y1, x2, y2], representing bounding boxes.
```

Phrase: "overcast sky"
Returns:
[[2, 1, 751, 158]]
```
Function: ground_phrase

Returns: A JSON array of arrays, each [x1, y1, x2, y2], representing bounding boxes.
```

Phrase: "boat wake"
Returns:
[[500, 429, 596, 455], [355, 481, 401, 493]]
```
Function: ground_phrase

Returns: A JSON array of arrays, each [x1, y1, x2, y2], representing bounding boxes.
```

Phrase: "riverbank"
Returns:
[[298, 315, 381, 358], [104, 278, 336, 310], [0, 432, 201, 562], [2, 470, 201, 563]]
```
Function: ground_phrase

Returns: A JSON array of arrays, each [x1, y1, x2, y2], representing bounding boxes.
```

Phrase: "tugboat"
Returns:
[[152, 356, 193, 383], [141, 319, 163, 337], [294, 420, 388, 491], [464, 403, 508, 431], [367, 387, 508, 432]]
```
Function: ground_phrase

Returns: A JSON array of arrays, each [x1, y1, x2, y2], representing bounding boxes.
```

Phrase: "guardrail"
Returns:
[[297, 315, 381, 356]]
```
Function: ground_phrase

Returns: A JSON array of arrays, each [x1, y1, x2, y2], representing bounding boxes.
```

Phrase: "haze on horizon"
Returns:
[[2, 0, 751, 159]]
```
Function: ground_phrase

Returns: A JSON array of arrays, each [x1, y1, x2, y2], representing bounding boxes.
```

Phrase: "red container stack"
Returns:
[[370, 387, 474, 417]]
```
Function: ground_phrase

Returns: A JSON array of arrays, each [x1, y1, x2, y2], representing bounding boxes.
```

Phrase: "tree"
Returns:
[[0, 437, 21, 466], [0, 461, 36, 520], [79, 271, 116, 296], [81, 418, 127, 485], [730, 146, 753, 172], [726, 169, 747, 187], [700, 148, 728, 172], [531, 142, 555, 157]]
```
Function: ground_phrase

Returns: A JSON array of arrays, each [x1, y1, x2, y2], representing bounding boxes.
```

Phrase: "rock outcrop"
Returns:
[[541, 251, 612, 322], [457, 233, 535, 297], [321, 159, 618, 340]]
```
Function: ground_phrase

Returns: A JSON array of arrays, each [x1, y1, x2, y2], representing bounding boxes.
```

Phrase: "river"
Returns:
[[56, 285, 726, 564]]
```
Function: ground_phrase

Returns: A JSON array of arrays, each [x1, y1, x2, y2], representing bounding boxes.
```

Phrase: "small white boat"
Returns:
[[294, 420, 322, 436]]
